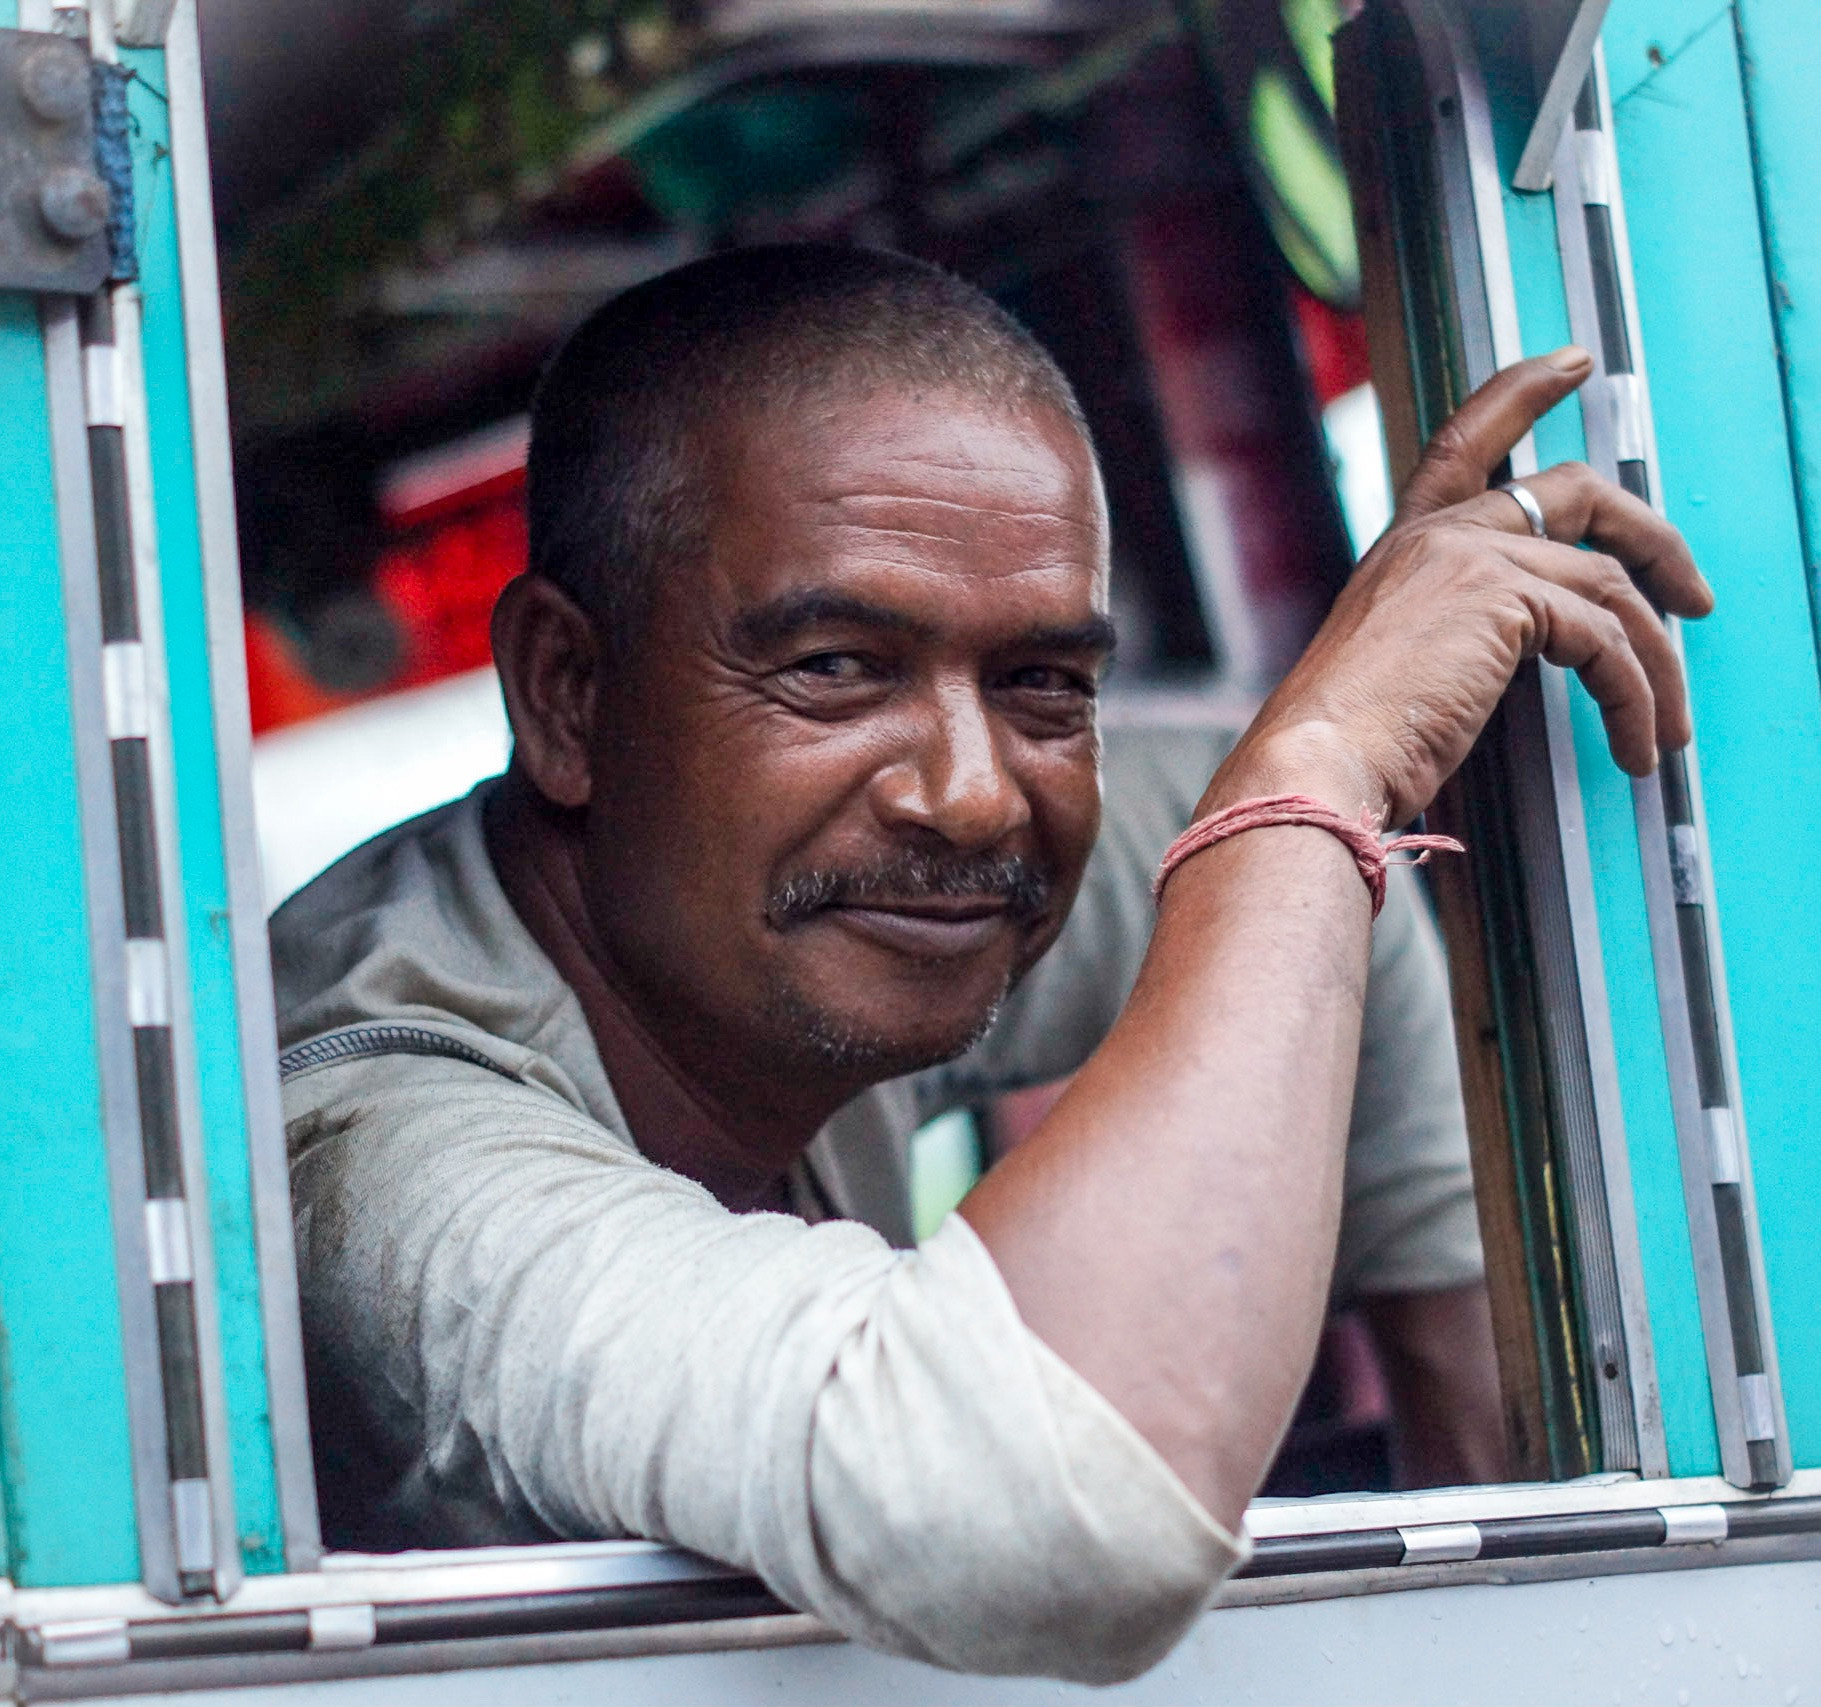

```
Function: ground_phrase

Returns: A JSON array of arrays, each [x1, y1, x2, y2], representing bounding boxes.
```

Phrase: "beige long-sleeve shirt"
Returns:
[[274, 721, 1475, 1681]]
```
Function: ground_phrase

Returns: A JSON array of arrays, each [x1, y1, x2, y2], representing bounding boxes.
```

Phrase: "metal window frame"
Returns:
[[39, 280, 172, 1600], [162, 0, 323, 1572], [101, 264, 244, 1602], [26, 0, 239, 1601], [1362, 0, 1789, 1493], [9, 0, 320, 1599], [1546, 44, 1791, 1493], [1381, 0, 1666, 1479], [8, 1473, 1821, 1693]]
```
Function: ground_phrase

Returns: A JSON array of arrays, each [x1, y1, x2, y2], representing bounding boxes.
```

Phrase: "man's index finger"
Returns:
[[1395, 348, 1595, 522]]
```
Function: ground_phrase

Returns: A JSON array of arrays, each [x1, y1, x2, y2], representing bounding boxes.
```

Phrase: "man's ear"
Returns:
[[491, 574, 599, 809]]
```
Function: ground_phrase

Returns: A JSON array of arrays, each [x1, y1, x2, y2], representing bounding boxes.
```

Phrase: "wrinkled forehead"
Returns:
[[698, 386, 1110, 609]]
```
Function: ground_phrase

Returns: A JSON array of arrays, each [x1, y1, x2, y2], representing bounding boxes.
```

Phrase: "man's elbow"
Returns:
[[793, 1421, 1238, 1682], [802, 1510, 1231, 1684]]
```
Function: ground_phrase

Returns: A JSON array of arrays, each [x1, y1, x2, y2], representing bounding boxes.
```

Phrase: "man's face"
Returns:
[[582, 387, 1111, 1089]]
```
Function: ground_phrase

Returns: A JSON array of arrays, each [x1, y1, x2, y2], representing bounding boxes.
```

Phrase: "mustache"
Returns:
[[767, 848, 1053, 926]]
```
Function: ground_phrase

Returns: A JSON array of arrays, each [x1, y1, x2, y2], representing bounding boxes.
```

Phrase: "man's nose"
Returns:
[[870, 681, 1031, 851]]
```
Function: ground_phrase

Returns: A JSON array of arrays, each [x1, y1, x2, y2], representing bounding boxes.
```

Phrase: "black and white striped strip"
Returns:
[[79, 283, 217, 1596], [1567, 73, 1784, 1493], [19, 1499, 1821, 1671], [1236, 1495, 1818, 1578]]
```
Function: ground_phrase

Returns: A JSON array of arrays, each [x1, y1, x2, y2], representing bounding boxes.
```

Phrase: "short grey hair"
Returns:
[[525, 243, 1090, 665]]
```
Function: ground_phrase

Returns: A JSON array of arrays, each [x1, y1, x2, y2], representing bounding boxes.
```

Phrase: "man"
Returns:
[[276, 245, 1707, 1682]]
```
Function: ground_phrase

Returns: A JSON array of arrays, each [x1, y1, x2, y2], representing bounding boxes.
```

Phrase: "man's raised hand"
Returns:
[[1218, 347, 1714, 828]]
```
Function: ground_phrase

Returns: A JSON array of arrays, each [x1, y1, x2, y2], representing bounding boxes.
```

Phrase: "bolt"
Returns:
[[37, 165, 108, 243], [18, 41, 89, 125]]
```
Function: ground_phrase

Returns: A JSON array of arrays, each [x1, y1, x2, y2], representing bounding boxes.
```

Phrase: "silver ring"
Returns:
[[1496, 479, 1549, 540]]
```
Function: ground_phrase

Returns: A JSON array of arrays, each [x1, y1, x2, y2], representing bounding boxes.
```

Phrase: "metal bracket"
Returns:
[[1512, 0, 1613, 192], [116, 0, 178, 49], [0, 28, 108, 293]]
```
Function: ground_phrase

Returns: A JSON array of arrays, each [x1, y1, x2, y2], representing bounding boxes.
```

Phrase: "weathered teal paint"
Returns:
[[1467, 10, 1720, 1476], [122, 43, 286, 1574], [0, 0, 16, 1581], [0, 297, 141, 1582], [1604, 0, 1821, 1471], [1732, 0, 1821, 1475], [1735, 2, 1821, 654]]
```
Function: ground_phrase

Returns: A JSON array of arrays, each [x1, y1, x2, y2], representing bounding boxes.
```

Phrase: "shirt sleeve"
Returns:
[[289, 1054, 1242, 1683], [916, 718, 1483, 1302]]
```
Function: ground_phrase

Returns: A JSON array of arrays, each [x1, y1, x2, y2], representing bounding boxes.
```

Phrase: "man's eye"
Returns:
[[1003, 665, 1096, 697], [785, 652, 871, 682]]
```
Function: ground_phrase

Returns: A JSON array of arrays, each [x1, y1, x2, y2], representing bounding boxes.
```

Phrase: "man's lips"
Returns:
[[811, 897, 1017, 960]]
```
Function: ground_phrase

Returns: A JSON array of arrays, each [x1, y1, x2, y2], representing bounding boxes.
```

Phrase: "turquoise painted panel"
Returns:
[[0, 0, 14, 1580], [1733, 1, 1821, 1461], [0, 290, 142, 1584], [1574, 720, 1716, 1473], [1735, 7, 1821, 681], [1605, 0, 1821, 1469], [1466, 12, 1719, 1475], [0, 0, 13, 1582], [122, 44, 285, 1572]]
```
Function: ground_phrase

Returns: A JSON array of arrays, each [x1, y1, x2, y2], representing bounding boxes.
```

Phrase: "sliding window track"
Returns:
[[1548, 50, 1790, 1493]]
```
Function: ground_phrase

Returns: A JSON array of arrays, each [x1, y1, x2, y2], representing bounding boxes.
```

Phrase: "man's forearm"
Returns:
[[960, 757, 1375, 1533]]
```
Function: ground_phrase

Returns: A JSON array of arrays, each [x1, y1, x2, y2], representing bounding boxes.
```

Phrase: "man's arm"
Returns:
[[961, 765, 1378, 1526], [960, 351, 1712, 1530], [291, 1053, 1237, 1682], [980, 877, 1504, 1493]]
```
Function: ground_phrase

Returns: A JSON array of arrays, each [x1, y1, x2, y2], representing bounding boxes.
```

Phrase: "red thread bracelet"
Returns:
[[1153, 793, 1464, 918]]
